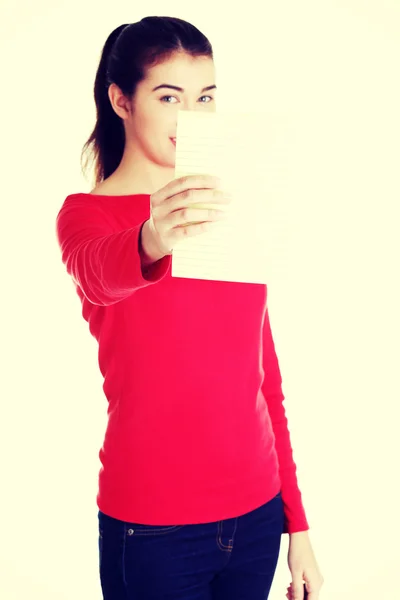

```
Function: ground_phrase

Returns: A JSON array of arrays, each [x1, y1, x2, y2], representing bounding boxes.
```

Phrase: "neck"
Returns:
[[108, 144, 176, 196]]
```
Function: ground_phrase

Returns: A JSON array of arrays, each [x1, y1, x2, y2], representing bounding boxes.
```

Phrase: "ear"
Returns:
[[108, 83, 133, 120]]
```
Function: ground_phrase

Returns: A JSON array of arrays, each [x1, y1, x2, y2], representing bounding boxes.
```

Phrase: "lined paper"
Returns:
[[172, 110, 294, 284]]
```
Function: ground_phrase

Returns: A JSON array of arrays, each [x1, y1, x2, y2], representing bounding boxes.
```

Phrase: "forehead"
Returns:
[[143, 52, 215, 87]]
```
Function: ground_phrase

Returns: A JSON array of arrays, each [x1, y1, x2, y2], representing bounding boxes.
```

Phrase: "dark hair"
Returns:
[[81, 16, 213, 187]]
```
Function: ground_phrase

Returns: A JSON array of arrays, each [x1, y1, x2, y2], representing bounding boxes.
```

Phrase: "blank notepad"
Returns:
[[172, 110, 294, 284]]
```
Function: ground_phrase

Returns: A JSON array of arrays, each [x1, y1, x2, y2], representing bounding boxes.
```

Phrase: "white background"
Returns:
[[1, 1, 399, 599]]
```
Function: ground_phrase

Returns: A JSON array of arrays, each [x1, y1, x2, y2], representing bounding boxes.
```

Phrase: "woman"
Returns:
[[55, 16, 323, 600]]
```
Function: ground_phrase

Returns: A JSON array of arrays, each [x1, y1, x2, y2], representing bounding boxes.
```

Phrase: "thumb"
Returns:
[[291, 573, 305, 599]]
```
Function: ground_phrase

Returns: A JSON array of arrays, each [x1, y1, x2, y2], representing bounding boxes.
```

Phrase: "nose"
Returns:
[[178, 102, 202, 112]]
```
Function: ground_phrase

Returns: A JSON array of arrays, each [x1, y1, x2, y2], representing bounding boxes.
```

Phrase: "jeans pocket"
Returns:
[[125, 524, 185, 537]]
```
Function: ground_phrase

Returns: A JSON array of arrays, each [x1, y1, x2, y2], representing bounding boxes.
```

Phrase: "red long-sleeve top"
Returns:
[[55, 192, 309, 534]]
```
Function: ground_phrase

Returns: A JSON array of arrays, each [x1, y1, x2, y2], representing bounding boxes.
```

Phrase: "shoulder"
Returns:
[[55, 192, 110, 230], [89, 176, 127, 196], [89, 182, 108, 195]]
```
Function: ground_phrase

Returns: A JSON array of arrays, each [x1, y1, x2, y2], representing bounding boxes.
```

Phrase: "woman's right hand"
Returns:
[[140, 175, 231, 266]]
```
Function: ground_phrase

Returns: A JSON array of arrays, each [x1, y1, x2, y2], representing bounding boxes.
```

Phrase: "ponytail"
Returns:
[[81, 24, 130, 187]]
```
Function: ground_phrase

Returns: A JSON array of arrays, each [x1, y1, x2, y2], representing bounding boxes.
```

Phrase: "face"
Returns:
[[110, 52, 217, 170]]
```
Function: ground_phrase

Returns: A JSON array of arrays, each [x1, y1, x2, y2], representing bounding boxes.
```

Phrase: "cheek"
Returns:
[[138, 110, 161, 133], [136, 112, 155, 133], [132, 105, 177, 149]]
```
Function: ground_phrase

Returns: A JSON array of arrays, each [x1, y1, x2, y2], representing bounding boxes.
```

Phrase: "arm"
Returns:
[[139, 218, 171, 269], [55, 196, 171, 306], [261, 306, 309, 534]]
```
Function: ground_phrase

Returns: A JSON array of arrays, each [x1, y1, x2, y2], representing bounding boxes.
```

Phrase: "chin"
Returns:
[[162, 158, 176, 171]]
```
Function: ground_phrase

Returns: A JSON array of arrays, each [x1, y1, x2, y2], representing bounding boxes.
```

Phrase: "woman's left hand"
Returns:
[[286, 531, 324, 599]]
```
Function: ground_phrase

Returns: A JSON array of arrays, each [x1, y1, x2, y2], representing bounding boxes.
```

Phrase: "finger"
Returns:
[[152, 174, 221, 206], [169, 188, 231, 214], [304, 582, 313, 599], [153, 188, 230, 226], [171, 219, 222, 242], [170, 207, 227, 228], [291, 577, 304, 600], [152, 204, 226, 253]]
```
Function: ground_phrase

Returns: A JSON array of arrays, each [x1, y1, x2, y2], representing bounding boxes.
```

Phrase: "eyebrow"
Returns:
[[152, 84, 217, 93]]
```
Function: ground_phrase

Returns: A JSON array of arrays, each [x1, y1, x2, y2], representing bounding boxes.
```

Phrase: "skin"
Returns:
[[95, 51, 217, 195]]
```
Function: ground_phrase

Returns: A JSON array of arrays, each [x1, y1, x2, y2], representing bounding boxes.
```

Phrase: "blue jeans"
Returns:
[[98, 491, 284, 599]]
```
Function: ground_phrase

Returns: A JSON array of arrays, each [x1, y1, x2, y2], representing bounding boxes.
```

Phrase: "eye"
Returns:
[[199, 96, 213, 103], [161, 96, 178, 104]]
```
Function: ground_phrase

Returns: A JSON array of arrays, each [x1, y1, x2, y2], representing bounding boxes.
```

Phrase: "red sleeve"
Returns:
[[262, 306, 310, 534], [55, 195, 171, 306]]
